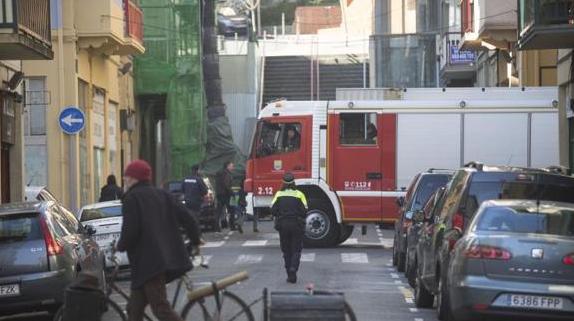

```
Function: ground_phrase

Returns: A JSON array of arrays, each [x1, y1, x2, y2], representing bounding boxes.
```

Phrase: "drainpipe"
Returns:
[[57, 1, 66, 203]]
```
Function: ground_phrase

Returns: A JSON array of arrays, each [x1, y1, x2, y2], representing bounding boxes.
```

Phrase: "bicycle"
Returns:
[[52, 244, 129, 321]]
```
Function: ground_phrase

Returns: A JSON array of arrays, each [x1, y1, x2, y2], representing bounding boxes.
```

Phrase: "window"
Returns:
[[80, 206, 122, 222], [410, 175, 451, 211], [256, 121, 301, 157], [476, 207, 574, 236], [24, 77, 47, 136], [339, 113, 377, 145], [0, 214, 42, 242]]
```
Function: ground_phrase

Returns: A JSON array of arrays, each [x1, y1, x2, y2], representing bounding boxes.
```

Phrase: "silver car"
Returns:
[[0, 202, 105, 316], [446, 200, 574, 321]]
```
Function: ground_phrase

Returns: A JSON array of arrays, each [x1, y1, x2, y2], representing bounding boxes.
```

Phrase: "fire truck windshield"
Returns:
[[255, 121, 301, 157]]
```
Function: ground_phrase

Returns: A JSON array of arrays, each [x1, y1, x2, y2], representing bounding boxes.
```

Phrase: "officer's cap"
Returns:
[[283, 172, 295, 184]]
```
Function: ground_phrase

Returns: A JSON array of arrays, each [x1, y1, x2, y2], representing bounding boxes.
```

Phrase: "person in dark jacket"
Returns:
[[99, 174, 123, 202], [215, 161, 234, 232], [271, 172, 307, 284], [182, 164, 208, 214], [117, 160, 201, 321]]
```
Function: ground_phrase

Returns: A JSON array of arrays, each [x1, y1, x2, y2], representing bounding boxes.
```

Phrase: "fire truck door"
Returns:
[[330, 112, 382, 221]]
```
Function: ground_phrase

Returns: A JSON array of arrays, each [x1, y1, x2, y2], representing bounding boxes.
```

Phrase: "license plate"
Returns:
[[0, 284, 20, 297], [508, 294, 563, 310], [94, 233, 120, 243]]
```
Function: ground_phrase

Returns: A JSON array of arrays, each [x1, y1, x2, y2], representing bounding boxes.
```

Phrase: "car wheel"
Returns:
[[303, 200, 340, 248], [437, 274, 454, 321], [397, 251, 406, 272], [406, 253, 416, 288], [414, 271, 434, 308], [392, 238, 398, 266]]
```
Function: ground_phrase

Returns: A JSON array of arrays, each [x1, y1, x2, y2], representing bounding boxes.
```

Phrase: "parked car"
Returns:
[[414, 163, 574, 320], [393, 170, 452, 272], [405, 186, 447, 287], [0, 201, 105, 316], [217, 7, 249, 36], [77, 200, 129, 269], [164, 178, 216, 230], [24, 186, 59, 203], [446, 200, 574, 321]]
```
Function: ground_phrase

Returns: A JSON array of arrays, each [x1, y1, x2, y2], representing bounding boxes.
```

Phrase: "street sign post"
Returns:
[[59, 106, 85, 134]]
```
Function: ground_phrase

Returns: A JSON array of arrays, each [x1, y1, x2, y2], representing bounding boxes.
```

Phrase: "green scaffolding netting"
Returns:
[[135, 0, 206, 179]]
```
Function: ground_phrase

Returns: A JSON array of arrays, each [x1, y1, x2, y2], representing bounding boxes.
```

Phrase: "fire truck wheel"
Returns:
[[337, 225, 354, 244], [304, 200, 340, 247]]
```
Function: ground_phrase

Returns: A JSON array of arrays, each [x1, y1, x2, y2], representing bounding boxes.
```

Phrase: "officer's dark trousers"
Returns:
[[279, 219, 304, 273]]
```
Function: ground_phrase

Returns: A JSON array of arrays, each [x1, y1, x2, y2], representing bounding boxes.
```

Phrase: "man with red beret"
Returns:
[[117, 160, 201, 321]]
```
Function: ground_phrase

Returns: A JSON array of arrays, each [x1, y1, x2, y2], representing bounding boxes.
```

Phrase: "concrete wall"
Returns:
[[220, 42, 260, 155]]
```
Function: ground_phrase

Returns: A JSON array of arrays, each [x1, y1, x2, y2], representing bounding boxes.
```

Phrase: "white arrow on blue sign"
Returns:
[[59, 106, 85, 134]]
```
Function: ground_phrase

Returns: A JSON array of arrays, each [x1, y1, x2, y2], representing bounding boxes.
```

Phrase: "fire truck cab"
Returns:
[[244, 87, 559, 247]]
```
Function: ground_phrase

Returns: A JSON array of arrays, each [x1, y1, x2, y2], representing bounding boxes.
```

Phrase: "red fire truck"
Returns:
[[244, 87, 559, 247]]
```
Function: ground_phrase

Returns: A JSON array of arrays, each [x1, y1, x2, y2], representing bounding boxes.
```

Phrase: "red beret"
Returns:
[[124, 160, 152, 182]]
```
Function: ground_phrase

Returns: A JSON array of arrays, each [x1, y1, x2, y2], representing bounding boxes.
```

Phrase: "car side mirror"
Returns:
[[396, 197, 405, 208], [84, 225, 97, 236], [413, 210, 425, 223]]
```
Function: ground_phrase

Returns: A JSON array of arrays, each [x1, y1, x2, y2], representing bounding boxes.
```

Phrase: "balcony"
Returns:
[[518, 0, 574, 50], [460, 0, 517, 50], [439, 32, 476, 86], [0, 0, 53, 60], [75, 0, 144, 55]]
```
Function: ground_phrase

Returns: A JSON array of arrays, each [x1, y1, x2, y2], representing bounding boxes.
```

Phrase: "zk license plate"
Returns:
[[0, 284, 20, 297], [508, 294, 563, 310], [94, 233, 120, 243]]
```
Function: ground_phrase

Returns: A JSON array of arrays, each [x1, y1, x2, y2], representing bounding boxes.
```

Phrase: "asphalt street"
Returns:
[[1, 221, 441, 321]]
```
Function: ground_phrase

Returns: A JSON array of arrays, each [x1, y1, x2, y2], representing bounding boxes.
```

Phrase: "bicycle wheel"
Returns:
[[52, 298, 127, 321], [181, 291, 255, 321]]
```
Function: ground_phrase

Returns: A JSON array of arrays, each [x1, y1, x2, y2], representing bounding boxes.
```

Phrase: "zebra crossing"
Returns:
[[196, 251, 380, 265]]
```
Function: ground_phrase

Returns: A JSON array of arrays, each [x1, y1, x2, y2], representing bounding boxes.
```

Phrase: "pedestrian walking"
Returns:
[[215, 161, 234, 232], [182, 164, 208, 214], [271, 172, 308, 284], [99, 174, 123, 202], [116, 160, 202, 321]]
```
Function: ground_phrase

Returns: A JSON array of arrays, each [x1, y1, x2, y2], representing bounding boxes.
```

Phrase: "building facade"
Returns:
[[516, 0, 574, 170], [460, 0, 558, 88], [0, 0, 53, 203], [22, 0, 144, 211]]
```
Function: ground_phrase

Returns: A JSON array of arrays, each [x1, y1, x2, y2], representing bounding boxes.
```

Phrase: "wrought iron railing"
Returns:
[[0, 0, 51, 45]]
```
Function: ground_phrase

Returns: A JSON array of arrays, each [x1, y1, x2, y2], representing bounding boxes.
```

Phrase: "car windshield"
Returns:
[[475, 206, 574, 236], [465, 173, 574, 219], [168, 182, 183, 193], [80, 206, 122, 222], [411, 175, 451, 211], [0, 214, 42, 242]]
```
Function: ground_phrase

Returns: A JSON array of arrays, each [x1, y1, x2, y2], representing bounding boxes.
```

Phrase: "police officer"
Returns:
[[271, 172, 308, 284], [182, 164, 208, 215]]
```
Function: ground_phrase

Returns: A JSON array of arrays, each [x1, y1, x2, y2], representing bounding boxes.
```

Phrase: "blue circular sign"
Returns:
[[59, 107, 85, 134]]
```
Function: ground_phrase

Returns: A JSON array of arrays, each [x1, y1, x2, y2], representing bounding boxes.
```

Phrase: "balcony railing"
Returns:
[[520, 0, 574, 32], [125, 0, 143, 43], [0, 0, 51, 45]]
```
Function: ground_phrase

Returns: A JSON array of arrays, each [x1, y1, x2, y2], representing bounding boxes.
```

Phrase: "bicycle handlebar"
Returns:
[[187, 271, 249, 302]]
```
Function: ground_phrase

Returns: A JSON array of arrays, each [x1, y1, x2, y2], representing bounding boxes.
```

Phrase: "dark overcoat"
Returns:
[[117, 181, 201, 289]]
